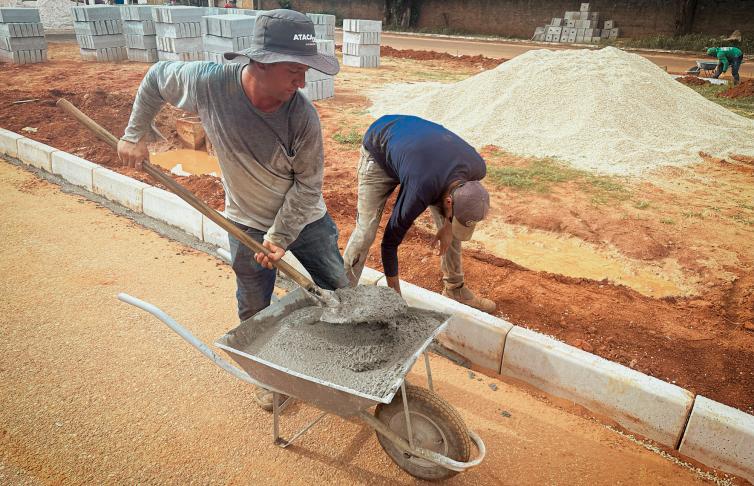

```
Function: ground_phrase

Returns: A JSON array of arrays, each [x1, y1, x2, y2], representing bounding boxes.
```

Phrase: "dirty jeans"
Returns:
[[229, 213, 349, 322], [715, 55, 744, 84], [342, 146, 464, 289]]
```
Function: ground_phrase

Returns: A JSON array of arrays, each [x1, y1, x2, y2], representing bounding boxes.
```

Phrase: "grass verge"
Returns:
[[683, 83, 754, 119]]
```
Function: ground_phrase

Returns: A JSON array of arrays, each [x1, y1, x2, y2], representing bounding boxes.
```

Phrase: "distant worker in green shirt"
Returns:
[[706, 46, 744, 85]]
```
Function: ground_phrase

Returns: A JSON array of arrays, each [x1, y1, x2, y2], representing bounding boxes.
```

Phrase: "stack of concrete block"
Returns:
[[71, 6, 126, 62], [342, 19, 381, 68], [121, 5, 157, 62], [202, 14, 256, 64], [153, 6, 206, 61], [306, 13, 334, 41], [301, 39, 335, 101], [0, 8, 47, 64], [534, 3, 617, 44]]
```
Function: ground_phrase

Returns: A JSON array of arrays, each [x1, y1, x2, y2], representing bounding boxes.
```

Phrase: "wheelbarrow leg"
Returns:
[[272, 392, 327, 448]]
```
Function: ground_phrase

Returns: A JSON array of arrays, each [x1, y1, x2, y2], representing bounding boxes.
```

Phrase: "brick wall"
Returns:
[[277, 0, 754, 38]]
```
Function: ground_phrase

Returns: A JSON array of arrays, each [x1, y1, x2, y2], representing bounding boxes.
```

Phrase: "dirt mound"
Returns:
[[717, 79, 754, 99], [380, 45, 504, 70], [676, 75, 708, 86]]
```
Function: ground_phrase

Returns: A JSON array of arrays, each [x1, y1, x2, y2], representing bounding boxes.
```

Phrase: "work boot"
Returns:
[[254, 387, 288, 412], [442, 285, 497, 313]]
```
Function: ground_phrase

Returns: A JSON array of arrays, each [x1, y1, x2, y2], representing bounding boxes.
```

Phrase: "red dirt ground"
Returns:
[[676, 75, 708, 86], [718, 79, 754, 99], [1, 43, 752, 415]]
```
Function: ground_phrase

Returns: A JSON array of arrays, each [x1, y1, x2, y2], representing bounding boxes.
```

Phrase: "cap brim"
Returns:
[[451, 218, 476, 242], [224, 49, 340, 76]]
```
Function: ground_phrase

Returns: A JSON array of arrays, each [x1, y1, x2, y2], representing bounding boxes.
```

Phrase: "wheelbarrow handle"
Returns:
[[56, 98, 320, 294]]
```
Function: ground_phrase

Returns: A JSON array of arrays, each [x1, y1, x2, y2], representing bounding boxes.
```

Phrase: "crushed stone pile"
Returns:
[[369, 46, 754, 176]]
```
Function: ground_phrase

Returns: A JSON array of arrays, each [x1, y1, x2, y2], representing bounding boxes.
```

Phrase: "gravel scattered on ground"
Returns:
[[369, 47, 754, 176]]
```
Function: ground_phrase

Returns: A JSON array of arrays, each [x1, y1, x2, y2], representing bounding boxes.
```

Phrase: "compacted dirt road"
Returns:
[[0, 161, 721, 485]]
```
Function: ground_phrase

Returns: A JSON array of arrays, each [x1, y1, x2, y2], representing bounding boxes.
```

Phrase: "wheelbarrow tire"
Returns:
[[374, 384, 471, 481]]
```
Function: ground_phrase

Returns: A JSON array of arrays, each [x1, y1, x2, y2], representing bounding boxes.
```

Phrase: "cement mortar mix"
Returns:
[[225, 288, 447, 399], [369, 46, 754, 176]]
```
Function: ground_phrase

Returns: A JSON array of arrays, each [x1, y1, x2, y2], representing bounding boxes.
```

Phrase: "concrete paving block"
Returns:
[[218, 14, 256, 37], [300, 78, 334, 101], [126, 47, 158, 63], [17, 138, 56, 171], [79, 46, 127, 62], [0, 128, 23, 158], [314, 39, 334, 56], [143, 187, 203, 239], [157, 50, 203, 61], [679, 396, 754, 483], [343, 42, 379, 57], [0, 47, 46, 64], [71, 6, 121, 21], [223, 8, 260, 16], [306, 13, 335, 25], [92, 167, 149, 211], [122, 5, 153, 21], [153, 6, 205, 24], [550, 17, 562, 26], [313, 23, 334, 40], [0, 35, 46, 51], [76, 33, 125, 50], [0, 7, 40, 23], [305, 68, 331, 82], [604, 20, 614, 30], [202, 215, 230, 251], [155, 21, 201, 39], [0, 22, 44, 38], [343, 19, 381, 33], [51, 151, 98, 191], [342, 30, 381, 45], [123, 20, 155, 36], [125, 34, 156, 49], [377, 279, 511, 372], [201, 15, 223, 36], [202, 34, 252, 53], [342, 54, 380, 68], [501, 326, 694, 446], [157, 35, 202, 53]]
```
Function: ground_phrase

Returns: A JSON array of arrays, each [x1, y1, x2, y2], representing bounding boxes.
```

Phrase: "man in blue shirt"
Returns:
[[343, 115, 496, 313]]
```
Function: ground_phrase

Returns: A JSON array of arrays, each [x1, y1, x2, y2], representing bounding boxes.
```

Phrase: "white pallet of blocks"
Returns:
[[202, 13, 256, 64], [535, 3, 617, 44], [301, 39, 335, 101], [306, 13, 334, 41], [122, 5, 157, 62], [0, 8, 47, 64], [71, 6, 126, 62], [342, 19, 380, 68], [153, 6, 206, 62]]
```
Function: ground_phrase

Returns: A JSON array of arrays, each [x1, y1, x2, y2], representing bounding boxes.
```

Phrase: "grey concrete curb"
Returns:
[[2, 127, 752, 482]]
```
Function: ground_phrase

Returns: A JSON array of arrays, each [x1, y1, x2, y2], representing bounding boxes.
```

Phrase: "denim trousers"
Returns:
[[229, 213, 349, 321]]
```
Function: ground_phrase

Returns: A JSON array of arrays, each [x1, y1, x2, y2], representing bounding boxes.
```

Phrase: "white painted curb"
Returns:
[[501, 326, 694, 447], [143, 187, 203, 239], [93, 167, 149, 212], [0, 127, 23, 158], [202, 215, 230, 252], [378, 278, 512, 372], [51, 151, 98, 191], [17, 138, 57, 172], [679, 396, 754, 483]]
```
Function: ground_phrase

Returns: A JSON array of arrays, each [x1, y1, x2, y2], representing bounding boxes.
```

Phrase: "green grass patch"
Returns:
[[684, 83, 754, 119], [487, 157, 628, 203], [332, 130, 363, 146], [660, 218, 676, 225], [634, 200, 651, 210], [601, 34, 753, 53]]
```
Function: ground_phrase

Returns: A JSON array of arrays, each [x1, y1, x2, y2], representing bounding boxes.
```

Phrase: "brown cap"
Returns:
[[450, 181, 490, 241]]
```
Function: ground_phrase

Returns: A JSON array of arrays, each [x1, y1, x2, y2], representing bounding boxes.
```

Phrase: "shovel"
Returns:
[[56, 98, 340, 309]]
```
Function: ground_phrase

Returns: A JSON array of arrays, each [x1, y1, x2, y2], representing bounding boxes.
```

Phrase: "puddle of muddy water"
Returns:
[[473, 222, 697, 298], [150, 149, 221, 176]]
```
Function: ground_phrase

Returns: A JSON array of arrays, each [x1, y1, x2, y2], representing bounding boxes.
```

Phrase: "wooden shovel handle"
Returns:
[[56, 98, 318, 292]]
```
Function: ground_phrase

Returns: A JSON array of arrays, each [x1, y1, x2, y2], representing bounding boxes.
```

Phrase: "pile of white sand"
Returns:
[[369, 47, 754, 176]]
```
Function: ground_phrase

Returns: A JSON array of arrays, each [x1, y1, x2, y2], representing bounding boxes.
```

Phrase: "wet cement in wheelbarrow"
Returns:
[[229, 287, 447, 399]]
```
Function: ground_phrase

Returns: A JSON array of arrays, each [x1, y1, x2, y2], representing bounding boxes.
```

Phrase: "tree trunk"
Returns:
[[674, 0, 698, 36]]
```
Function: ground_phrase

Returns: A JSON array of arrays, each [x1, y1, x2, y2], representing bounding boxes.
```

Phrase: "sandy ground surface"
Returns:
[[338, 31, 754, 79], [0, 43, 753, 417], [0, 161, 733, 485]]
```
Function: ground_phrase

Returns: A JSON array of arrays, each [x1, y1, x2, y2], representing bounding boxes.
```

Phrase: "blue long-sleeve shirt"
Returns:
[[362, 115, 486, 277]]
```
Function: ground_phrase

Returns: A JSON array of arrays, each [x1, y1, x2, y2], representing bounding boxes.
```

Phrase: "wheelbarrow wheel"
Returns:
[[374, 384, 471, 481]]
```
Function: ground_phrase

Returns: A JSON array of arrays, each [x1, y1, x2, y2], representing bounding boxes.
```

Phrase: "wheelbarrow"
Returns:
[[118, 287, 486, 481]]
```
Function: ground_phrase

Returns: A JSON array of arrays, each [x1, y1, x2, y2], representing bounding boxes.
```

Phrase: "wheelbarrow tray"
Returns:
[[214, 288, 450, 417], [697, 60, 718, 70]]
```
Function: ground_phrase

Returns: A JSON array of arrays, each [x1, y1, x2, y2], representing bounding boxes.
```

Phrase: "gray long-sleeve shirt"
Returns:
[[122, 61, 327, 249]]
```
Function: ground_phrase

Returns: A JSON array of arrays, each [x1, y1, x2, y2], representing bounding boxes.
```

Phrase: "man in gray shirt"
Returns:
[[118, 10, 348, 409]]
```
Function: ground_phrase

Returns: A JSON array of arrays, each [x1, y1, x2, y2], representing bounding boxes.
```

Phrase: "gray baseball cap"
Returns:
[[450, 181, 490, 241], [224, 9, 339, 76]]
